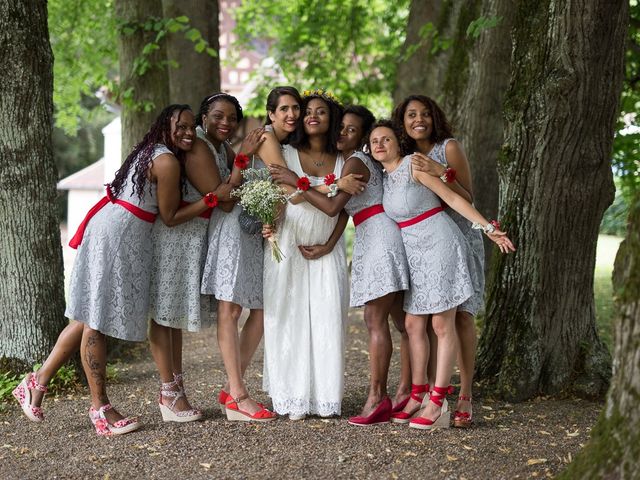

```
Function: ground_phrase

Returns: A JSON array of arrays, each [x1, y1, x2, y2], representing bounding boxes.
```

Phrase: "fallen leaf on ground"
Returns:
[[447, 455, 458, 461], [527, 458, 547, 465]]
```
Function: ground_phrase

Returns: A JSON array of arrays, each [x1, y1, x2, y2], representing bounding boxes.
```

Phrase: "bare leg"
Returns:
[[31, 320, 84, 407], [419, 308, 457, 421], [389, 298, 411, 408], [426, 318, 437, 387], [455, 310, 476, 415], [238, 308, 264, 377], [358, 292, 396, 416], [149, 320, 192, 411], [217, 301, 261, 415], [398, 313, 429, 415], [80, 325, 124, 425]]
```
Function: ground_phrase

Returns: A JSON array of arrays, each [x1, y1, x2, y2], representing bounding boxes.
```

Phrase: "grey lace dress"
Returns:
[[200, 130, 265, 309], [344, 152, 410, 307], [427, 139, 485, 315], [382, 156, 475, 315], [148, 173, 215, 332], [65, 145, 168, 341]]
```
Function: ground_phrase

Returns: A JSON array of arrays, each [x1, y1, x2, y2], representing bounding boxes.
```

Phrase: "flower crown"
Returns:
[[302, 88, 341, 105]]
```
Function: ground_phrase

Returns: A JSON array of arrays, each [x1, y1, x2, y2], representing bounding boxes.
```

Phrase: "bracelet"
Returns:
[[234, 153, 250, 170], [440, 167, 456, 183], [327, 183, 339, 197], [472, 220, 499, 234], [204, 192, 218, 208]]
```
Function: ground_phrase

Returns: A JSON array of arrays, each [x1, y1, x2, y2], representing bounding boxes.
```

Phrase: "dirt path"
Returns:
[[0, 309, 600, 479]]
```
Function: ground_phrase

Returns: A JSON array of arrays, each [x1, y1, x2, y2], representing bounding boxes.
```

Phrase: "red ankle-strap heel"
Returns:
[[409, 385, 450, 430], [453, 394, 473, 428], [390, 384, 429, 424]]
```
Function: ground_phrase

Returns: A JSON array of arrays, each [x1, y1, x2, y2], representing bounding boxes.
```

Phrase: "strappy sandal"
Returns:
[[225, 393, 277, 422], [390, 384, 429, 424], [89, 404, 140, 436], [13, 372, 47, 422], [453, 394, 473, 428], [409, 385, 451, 430], [159, 380, 203, 423]]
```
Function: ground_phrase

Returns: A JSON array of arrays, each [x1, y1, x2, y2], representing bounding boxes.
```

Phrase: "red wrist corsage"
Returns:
[[324, 173, 336, 186], [490, 220, 501, 230], [297, 176, 311, 192], [234, 153, 250, 170], [440, 167, 456, 183], [204, 192, 218, 208]]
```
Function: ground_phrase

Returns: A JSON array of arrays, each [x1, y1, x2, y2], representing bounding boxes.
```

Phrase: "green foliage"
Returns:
[[49, 0, 118, 134], [601, 183, 630, 236], [232, 0, 409, 118], [612, 0, 640, 198], [466, 14, 502, 38], [0, 372, 19, 403]]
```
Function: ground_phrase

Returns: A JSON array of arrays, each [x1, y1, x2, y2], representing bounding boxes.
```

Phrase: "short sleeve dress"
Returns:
[[382, 155, 475, 315], [65, 145, 168, 341], [343, 152, 410, 307]]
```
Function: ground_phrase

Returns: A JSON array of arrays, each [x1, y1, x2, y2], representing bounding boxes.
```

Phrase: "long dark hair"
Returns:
[[391, 95, 453, 154], [265, 86, 302, 125], [343, 105, 376, 150], [197, 93, 243, 127], [110, 104, 191, 199], [290, 94, 343, 154]]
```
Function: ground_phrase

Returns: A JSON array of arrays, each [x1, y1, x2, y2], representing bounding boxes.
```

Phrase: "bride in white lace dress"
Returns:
[[262, 92, 349, 418]]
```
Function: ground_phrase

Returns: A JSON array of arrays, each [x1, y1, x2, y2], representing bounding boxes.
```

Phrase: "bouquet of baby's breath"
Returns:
[[232, 168, 287, 262]]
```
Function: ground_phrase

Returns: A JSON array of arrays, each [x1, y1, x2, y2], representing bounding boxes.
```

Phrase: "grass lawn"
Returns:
[[594, 234, 623, 350]]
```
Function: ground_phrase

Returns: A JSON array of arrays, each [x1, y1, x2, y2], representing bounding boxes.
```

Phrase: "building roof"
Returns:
[[57, 158, 105, 191]]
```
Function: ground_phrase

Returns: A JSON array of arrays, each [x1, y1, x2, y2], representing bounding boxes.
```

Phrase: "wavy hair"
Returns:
[[391, 95, 453, 154]]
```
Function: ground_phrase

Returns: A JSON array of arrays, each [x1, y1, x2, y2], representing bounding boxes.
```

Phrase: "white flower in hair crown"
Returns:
[[302, 89, 341, 105]]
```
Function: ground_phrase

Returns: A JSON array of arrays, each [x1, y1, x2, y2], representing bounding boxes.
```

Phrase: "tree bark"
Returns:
[[162, 0, 220, 110], [559, 189, 640, 478], [116, 0, 170, 158], [457, 0, 514, 273], [393, 0, 480, 127], [0, 0, 67, 370], [476, 0, 628, 401]]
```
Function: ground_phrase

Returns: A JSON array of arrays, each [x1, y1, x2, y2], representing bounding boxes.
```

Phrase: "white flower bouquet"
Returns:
[[232, 168, 287, 262]]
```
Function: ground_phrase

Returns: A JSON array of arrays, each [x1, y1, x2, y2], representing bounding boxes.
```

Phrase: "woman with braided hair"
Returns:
[[13, 105, 217, 435]]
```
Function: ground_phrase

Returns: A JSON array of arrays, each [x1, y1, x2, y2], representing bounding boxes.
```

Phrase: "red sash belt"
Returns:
[[69, 187, 157, 249], [397, 205, 444, 229], [353, 204, 385, 227], [180, 200, 213, 219]]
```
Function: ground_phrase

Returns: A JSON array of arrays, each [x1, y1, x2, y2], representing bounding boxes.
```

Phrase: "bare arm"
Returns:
[[411, 140, 473, 202], [298, 209, 349, 260], [151, 153, 211, 226], [413, 169, 515, 253]]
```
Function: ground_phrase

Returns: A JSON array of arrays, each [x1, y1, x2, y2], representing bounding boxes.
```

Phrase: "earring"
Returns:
[[204, 124, 208, 135]]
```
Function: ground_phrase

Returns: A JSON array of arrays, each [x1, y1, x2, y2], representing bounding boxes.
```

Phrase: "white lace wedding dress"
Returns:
[[262, 145, 349, 417]]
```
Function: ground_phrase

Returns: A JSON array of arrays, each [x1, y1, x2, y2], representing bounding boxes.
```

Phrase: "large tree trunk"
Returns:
[[476, 0, 628, 400], [116, 0, 170, 158], [559, 189, 640, 478], [393, 0, 480, 126], [162, 0, 220, 110], [457, 0, 514, 273], [0, 0, 67, 371]]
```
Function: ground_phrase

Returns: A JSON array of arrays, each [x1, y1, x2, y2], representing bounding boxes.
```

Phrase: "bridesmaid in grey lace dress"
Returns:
[[393, 95, 484, 428], [23, 105, 217, 435], [198, 93, 277, 422], [370, 120, 514, 431]]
